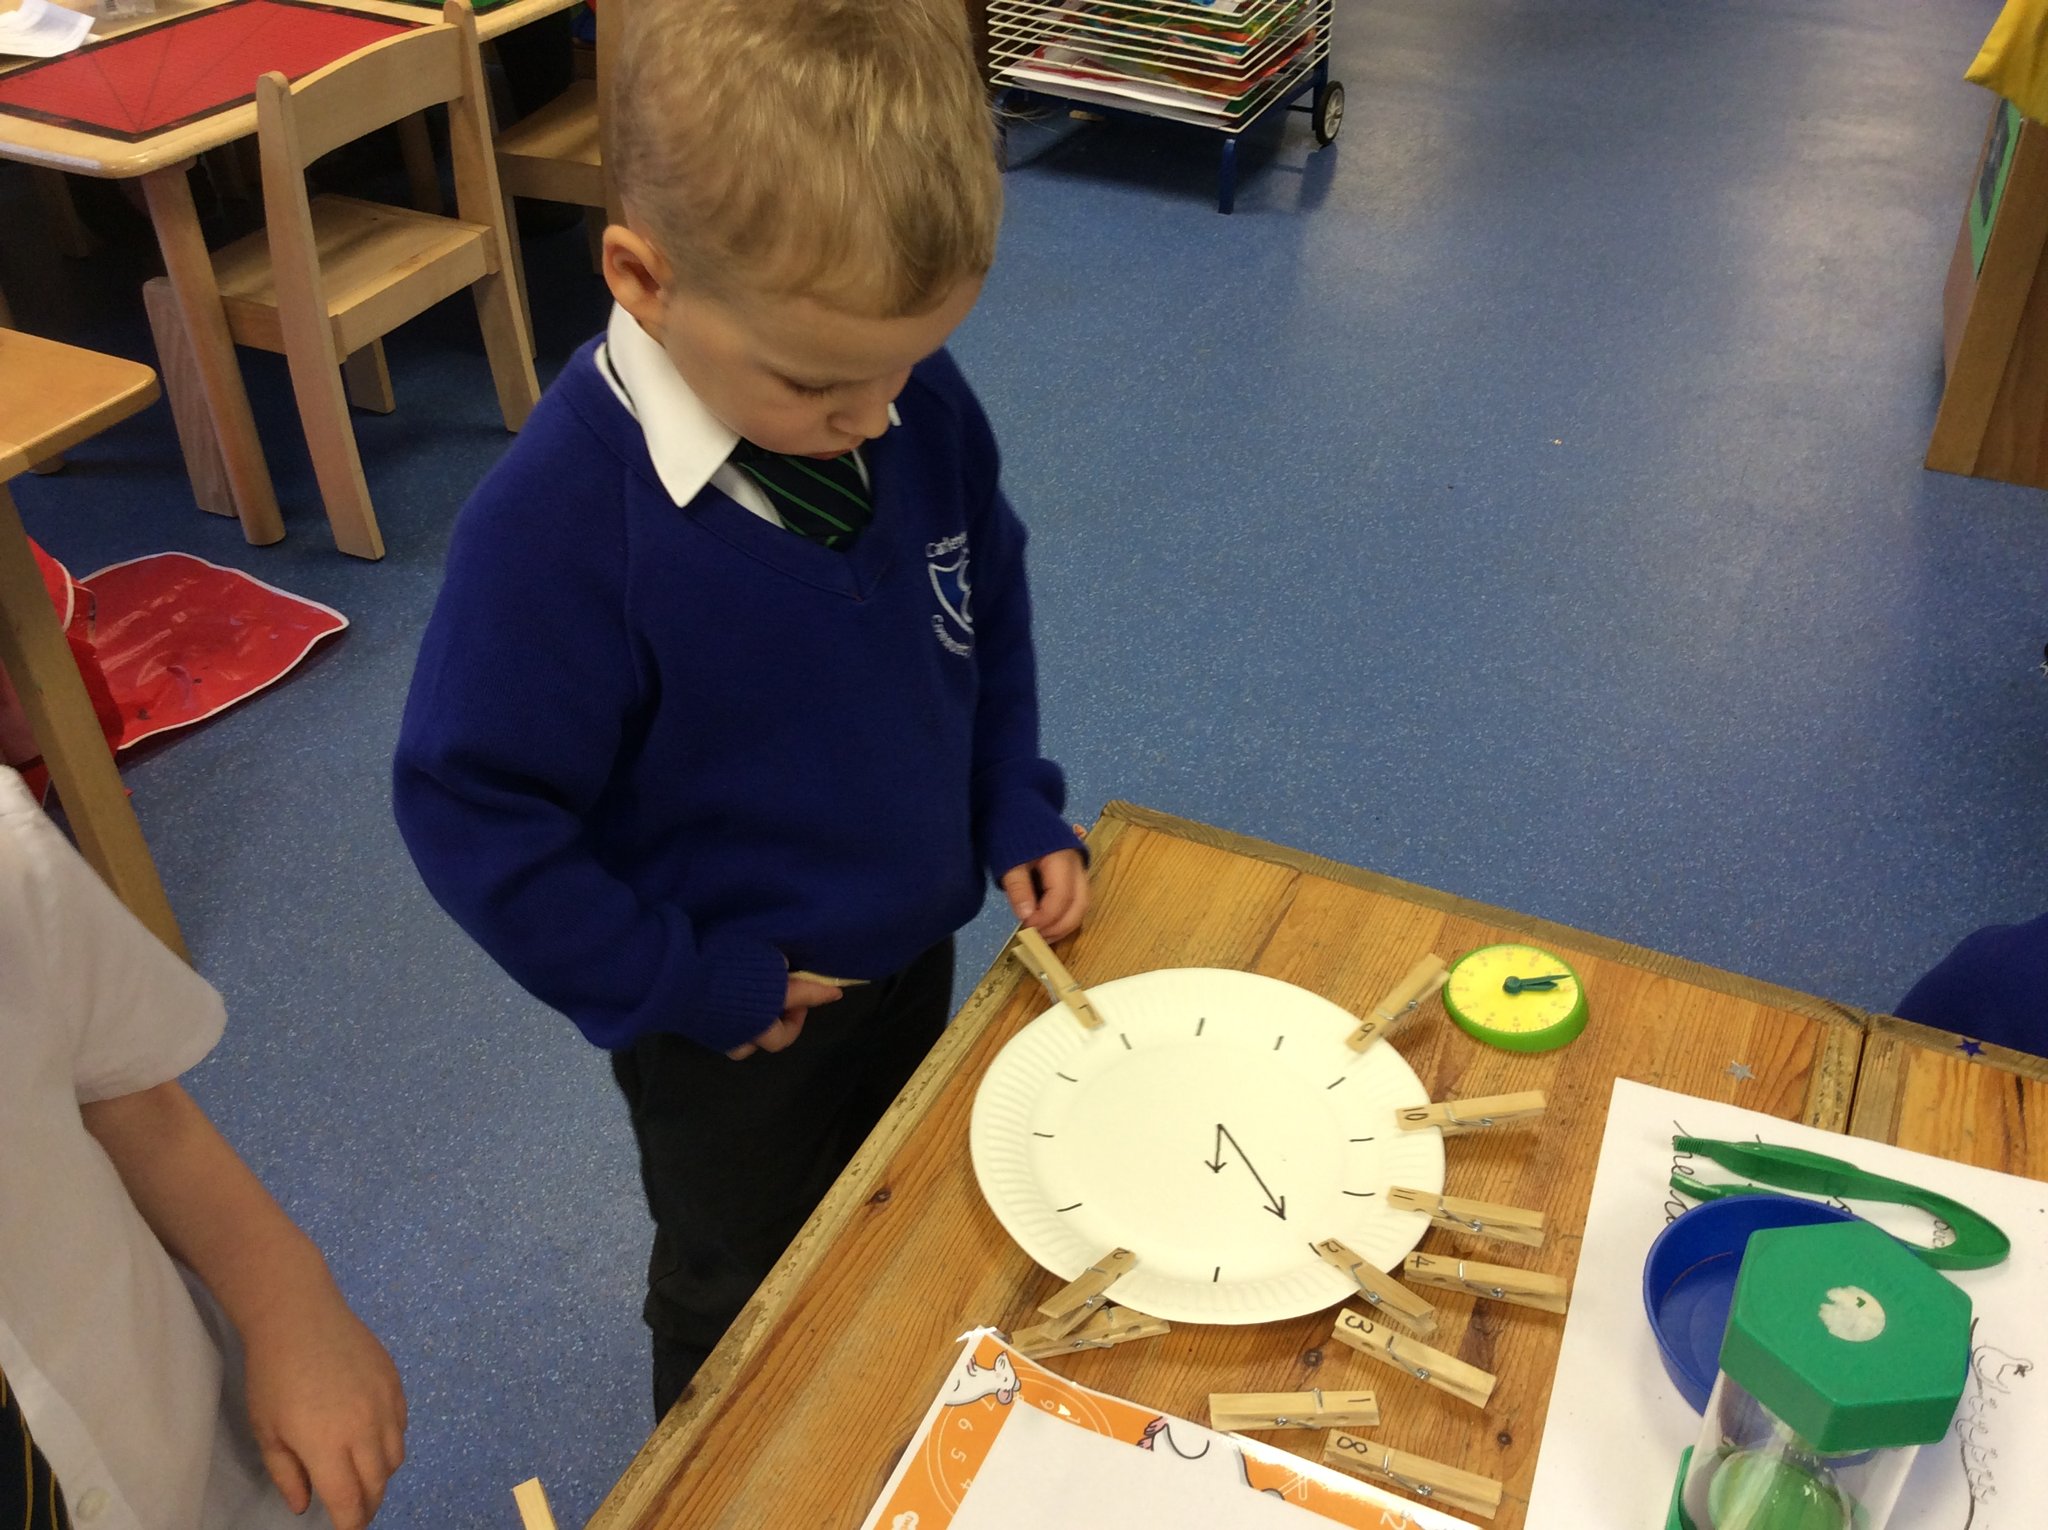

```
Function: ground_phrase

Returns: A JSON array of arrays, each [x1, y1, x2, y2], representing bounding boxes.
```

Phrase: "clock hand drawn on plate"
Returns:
[[1205, 1123, 1288, 1219]]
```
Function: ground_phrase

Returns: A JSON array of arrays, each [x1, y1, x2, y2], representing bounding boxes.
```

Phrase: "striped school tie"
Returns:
[[728, 442, 873, 550], [0, 1364, 71, 1529]]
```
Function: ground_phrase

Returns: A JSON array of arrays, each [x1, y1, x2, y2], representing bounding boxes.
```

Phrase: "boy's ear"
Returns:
[[602, 223, 671, 336]]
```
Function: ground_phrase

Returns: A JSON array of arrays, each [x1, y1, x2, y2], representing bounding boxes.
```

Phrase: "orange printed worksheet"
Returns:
[[860, 1330, 1476, 1530]]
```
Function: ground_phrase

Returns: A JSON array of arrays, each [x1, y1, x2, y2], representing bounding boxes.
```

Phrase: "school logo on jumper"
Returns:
[[927, 533, 973, 657]]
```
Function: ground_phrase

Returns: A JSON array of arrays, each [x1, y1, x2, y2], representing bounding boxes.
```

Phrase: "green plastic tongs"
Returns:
[[1671, 1136, 2011, 1270]]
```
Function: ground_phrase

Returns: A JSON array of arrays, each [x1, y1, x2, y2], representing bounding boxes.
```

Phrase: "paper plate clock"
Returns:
[[969, 968, 1447, 1324]]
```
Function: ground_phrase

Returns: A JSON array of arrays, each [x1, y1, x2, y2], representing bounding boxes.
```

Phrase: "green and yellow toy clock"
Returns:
[[1442, 943, 1588, 1053]]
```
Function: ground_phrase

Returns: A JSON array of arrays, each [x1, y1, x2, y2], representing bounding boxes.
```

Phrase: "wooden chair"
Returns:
[[493, 0, 622, 307], [0, 329, 187, 959], [145, 0, 539, 561]]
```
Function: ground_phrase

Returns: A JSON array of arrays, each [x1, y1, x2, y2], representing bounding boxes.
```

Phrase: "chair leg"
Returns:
[[342, 340, 397, 414], [141, 278, 236, 518], [277, 317, 384, 560], [398, 111, 445, 216], [0, 486, 188, 960], [500, 186, 537, 360], [473, 269, 541, 432]]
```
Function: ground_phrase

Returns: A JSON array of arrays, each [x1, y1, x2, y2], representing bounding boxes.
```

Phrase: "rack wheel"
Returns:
[[1313, 81, 1345, 146]]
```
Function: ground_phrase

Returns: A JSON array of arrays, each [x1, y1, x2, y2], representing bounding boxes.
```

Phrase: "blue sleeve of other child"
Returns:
[[1894, 913, 2048, 1059], [391, 433, 787, 1054]]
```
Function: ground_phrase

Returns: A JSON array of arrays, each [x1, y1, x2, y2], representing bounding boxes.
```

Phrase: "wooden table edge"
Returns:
[[1847, 1012, 2048, 1144]]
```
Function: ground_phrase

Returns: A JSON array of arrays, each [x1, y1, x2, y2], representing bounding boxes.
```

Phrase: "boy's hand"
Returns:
[[725, 976, 844, 1059], [1001, 838, 1091, 943], [244, 1281, 406, 1530]]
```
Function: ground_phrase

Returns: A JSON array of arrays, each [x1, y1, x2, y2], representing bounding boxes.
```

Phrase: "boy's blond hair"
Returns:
[[606, 0, 1001, 317]]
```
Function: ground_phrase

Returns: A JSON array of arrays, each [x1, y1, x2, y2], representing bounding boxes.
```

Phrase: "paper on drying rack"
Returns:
[[1526, 1079, 2048, 1530], [0, 0, 94, 58], [862, 1328, 1477, 1530]]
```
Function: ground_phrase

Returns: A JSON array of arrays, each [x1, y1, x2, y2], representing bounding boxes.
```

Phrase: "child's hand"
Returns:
[[1001, 841, 1090, 942], [243, 1281, 406, 1530], [725, 975, 844, 1059]]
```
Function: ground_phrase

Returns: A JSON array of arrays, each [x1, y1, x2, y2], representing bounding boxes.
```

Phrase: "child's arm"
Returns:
[[80, 1082, 405, 1530]]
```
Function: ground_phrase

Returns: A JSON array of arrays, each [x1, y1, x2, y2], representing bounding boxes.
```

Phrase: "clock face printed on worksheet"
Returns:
[[970, 969, 1446, 1324]]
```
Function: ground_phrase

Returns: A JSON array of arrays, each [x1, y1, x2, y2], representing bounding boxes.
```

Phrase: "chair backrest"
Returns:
[[256, 0, 505, 229], [262, 13, 467, 169]]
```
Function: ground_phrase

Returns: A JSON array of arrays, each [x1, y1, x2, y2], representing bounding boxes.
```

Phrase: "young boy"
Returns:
[[392, 0, 1088, 1415], [0, 766, 406, 1529]]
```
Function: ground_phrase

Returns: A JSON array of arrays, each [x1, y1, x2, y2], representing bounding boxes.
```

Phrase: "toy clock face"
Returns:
[[1443, 943, 1588, 1053], [969, 968, 1446, 1324]]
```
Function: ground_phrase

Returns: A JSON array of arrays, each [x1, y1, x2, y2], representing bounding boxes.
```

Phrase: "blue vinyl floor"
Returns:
[[6, 0, 2045, 1524]]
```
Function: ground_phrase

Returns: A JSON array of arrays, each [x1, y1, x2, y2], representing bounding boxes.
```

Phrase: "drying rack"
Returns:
[[989, 0, 1342, 213]]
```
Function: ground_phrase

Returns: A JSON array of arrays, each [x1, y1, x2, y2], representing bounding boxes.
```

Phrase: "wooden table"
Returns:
[[1850, 1014, 2048, 1180], [0, 0, 578, 543], [588, 802, 1869, 1530]]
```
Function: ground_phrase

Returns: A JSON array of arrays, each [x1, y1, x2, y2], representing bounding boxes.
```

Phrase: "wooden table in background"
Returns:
[[1850, 1014, 2048, 1181], [0, 0, 578, 543], [588, 802, 1868, 1530]]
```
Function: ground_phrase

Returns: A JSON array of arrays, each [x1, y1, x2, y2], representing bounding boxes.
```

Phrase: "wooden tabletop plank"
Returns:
[[588, 802, 1866, 1530], [1848, 1014, 2048, 1179]]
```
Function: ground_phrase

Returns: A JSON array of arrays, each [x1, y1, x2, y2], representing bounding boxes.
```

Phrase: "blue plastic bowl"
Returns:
[[1641, 1195, 1858, 1413]]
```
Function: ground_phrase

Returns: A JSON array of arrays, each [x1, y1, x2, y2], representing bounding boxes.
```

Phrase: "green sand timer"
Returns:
[[1666, 1219, 1972, 1530]]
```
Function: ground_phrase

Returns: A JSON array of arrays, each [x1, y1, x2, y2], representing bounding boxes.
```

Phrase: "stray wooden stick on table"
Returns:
[[1312, 1236, 1439, 1336], [1330, 1308, 1497, 1408], [1387, 1186, 1548, 1247], [1346, 954, 1448, 1052], [1395, 1090, 1549, 1136], [1209, 1388, 1380, 1431], [1010, 926, 1104, 1029], [513, 1478, 560, 1530], [1403, 1251, 1570, 1314], [1323, 1432, 1504, 1520]]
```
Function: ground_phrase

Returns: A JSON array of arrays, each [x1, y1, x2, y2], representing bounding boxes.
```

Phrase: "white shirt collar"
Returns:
[[600, 304, 739, 509], [598, 303, 903, 510]]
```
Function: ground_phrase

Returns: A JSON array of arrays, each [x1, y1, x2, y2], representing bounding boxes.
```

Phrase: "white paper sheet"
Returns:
[[0, 0, 93, 59], [861, 1328, 1478, 1530], [1526, 1079, 2046, 1530], [952, 1402, 1341, 1530]]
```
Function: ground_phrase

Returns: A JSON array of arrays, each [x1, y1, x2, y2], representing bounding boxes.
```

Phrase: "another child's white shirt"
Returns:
[[0, 769, 322, 1530]]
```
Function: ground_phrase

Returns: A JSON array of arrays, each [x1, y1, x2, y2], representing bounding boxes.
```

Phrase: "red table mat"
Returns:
[[0, 0, 415, 142]]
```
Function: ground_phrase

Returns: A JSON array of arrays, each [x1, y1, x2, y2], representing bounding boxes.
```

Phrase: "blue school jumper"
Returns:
[[393, 341, 1073, 1055]]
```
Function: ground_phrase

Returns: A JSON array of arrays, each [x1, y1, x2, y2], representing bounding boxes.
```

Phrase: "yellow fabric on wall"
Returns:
[[1969, 0, 2048, 124]]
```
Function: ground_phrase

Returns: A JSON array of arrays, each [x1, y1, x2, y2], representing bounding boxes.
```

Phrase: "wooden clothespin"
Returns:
[[1312, 1237, 1438, 1336], [1209, 1388, 1380, 1432], [1402, 1251, 1570, 1315], [1387, 1186, 1547, 1248], [1330, 1308, 1497, 1409], [1346, 955, 1449, 1052], [1011, 927, 1104, 1029], [1395, 1090, 1548, 1137], [1031, 1247, 1136, 1339], [1013, 1303, 1168, 1359], [513, 1479, 560, 1530], [1323, 1432, 1504, 1520]]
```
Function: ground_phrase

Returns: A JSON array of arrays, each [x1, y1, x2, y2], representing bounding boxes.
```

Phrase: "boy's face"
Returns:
[[606, 225, 982, 458]]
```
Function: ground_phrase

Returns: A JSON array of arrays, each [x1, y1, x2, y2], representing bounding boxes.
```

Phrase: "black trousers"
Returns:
[[610, 939, 955, 1419]]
